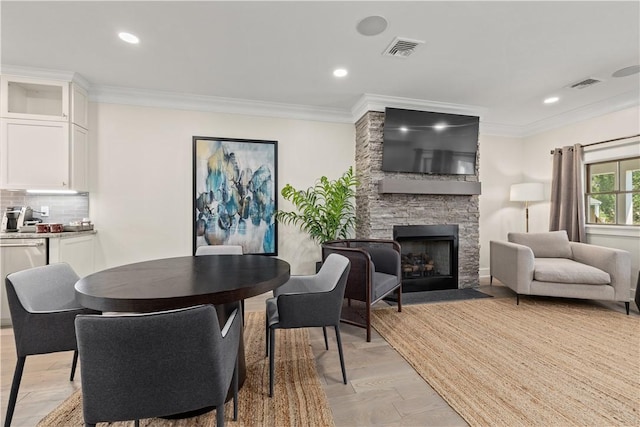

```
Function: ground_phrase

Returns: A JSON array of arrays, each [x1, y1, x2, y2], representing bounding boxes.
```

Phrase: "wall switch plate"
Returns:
[[41, 206, 49, 217]]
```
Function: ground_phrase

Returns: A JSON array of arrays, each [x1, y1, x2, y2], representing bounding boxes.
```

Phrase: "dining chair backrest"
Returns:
[[75, 304, 241, 426], [4, 263, 99, 427], [5, 262, 89, 356], [196, 245, 243, 255]]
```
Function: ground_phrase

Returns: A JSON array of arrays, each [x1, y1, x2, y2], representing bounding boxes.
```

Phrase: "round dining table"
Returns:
[[74, 254, 290, 413], [75, 254, 290, 313]]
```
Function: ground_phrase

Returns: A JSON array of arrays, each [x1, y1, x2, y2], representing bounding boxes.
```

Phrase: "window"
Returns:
[[586, 157, 640, 225]]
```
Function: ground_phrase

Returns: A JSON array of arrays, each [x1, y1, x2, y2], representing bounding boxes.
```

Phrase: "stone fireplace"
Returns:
[[354, 111, 479, 289]]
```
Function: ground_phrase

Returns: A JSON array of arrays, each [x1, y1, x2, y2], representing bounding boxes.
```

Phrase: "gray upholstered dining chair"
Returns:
[[75, 304, 241, 427], [195, 245, 243, 255], [265, 253, 351, 397], [4, 263, 100, 427]]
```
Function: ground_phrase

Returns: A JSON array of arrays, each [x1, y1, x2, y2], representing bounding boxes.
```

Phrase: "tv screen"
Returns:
[[381, 108, 480, 175]]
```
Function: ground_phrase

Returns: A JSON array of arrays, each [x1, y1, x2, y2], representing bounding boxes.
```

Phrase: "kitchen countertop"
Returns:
[[0, 230, 97, 239]]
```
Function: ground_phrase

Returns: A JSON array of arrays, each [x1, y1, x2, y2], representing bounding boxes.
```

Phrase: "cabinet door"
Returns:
[[1, 75, 69, 121], [71, 124, 89, 192], [71, 83, 89, 129], [49, 235, 95, 278], [0, 118, 69, 189]]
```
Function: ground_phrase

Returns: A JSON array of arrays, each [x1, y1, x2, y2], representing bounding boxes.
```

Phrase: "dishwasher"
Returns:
[[0, 238, 47, 326]]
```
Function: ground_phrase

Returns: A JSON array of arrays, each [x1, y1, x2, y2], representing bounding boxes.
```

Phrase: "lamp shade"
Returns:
[[510, 183, 544, 202]]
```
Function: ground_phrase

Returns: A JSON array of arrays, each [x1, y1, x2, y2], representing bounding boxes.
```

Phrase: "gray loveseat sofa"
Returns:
[[490, 230, 631, 314]]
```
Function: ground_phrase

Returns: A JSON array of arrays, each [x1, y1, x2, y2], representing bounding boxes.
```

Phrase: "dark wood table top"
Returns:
[[75, 255, 290, 312]]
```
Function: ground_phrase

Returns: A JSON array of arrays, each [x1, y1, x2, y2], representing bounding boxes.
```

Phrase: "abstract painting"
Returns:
[[193, 137, 277, 255]]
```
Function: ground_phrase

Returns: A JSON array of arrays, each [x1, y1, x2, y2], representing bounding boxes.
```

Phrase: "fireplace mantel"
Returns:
[[378, 178, 481, 195]]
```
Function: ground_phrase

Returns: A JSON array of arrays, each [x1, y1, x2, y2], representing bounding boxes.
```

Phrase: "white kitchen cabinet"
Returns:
[[0, 75, 90, 191], [0, 118, 70, 189], [71, 83, 88, 129], [49, 234, 96, 278], [1, 75, 69, 121], [70, 124, 89, 192]]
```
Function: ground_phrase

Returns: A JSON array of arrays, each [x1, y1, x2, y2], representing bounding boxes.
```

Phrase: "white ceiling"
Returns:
[[2, 1, 639, 136]]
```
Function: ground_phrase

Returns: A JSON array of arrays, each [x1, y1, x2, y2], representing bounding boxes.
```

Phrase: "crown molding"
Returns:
[[479, 122, 528, 138], [1, 64, 90, 90], [90, 85, 353, 123], [351, 93, 487, 123]]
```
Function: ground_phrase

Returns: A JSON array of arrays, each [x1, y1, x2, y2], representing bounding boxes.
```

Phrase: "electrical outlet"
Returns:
[[41, 206, 49, 217]]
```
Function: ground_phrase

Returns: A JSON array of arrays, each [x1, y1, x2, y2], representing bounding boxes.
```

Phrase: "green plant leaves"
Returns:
[[275, 167, 358, 244]]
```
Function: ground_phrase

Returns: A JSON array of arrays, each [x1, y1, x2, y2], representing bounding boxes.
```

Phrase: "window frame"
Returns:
[[585, 156, 640, 226]]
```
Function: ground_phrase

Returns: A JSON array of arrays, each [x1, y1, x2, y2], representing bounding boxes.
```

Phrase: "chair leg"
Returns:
[[397, 287, 402, 313], [134, 421, 140, 427], [85, 424, 96, 427], [269, 328, 275, 397], [490, 275, 493, 286], [265, 311, 269, 357], [216, 403, 225, 427], [366, 302, 372, 342], [4, 356, 26, 427], [334, 325, 347, 385], [322, 327, 329, 350], [516, 294, 520, 305], [70, 350, 79, 381], [233, 356, 238, 421], [625, 301, 629, 315]]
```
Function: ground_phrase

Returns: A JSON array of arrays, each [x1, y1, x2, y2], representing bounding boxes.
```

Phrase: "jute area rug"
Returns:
[[372, 297, 640, 426], [38, 312, 334, 426]]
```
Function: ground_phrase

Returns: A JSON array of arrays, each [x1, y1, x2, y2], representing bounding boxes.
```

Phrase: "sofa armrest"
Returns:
[[490, 240, 535, 294], [570, 242, 631, 301]]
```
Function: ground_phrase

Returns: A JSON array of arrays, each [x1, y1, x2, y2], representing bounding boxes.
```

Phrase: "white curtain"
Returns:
[[549, 144, 586, 242]]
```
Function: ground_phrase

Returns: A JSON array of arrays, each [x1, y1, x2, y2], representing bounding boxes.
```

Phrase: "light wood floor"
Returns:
[[2, 281, 635, 426]]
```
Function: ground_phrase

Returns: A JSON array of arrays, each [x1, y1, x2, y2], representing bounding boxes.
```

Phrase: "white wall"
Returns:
[[478, 134, 525, 276], [88, 102, 355, 275]]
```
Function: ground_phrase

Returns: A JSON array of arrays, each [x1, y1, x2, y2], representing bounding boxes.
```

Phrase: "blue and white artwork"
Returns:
[[193, 137, 277, 255]]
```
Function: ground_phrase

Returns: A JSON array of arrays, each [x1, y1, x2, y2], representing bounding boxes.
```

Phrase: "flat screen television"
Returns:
[[381, 108, 480, 175]]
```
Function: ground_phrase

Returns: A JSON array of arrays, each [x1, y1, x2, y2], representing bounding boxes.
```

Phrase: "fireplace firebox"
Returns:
[[393, 225, 458, 292]]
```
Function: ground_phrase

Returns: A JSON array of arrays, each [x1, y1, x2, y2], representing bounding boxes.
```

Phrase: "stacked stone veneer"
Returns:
[[355, 111, 479, 288]]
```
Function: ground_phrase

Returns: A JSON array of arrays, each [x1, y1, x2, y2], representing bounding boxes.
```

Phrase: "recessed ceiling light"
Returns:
[[333, 68, 348, 78], [612, 65, 640, 78], [433, 122, 448, 131], [544, 96, 559, 104], [399, 126, 409, 132], [118, 32, 140, 44], [356, 16, 388, 36]]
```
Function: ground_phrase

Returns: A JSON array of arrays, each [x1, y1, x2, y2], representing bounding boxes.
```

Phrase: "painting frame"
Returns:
[[193, 136, 278, 256]]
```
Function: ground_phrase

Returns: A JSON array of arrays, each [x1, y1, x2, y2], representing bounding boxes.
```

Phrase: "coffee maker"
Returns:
[[1, 207, 26, 232]]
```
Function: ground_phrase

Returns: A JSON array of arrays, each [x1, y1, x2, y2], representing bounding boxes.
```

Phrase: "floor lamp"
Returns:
[[510, 183, 544, 232]]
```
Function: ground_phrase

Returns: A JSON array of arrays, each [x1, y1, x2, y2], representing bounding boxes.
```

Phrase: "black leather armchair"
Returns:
[[322, 239, 402, 342]]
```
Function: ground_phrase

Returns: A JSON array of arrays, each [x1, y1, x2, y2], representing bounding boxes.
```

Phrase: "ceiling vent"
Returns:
[[567, 77, 602, 90], [383, 37, 425, 58]]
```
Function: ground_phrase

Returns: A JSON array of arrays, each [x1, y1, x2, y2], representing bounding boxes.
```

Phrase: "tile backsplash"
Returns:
[[0, 190, 90, 225]]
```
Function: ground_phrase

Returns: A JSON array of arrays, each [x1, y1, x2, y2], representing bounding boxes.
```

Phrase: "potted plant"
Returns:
[[275, 167, 358, 245]]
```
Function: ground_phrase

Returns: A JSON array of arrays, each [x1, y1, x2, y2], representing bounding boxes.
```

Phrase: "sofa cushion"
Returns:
[[373, 272, 400, 300], [534, 258, 611, 285], [508, 231, 572, 258]]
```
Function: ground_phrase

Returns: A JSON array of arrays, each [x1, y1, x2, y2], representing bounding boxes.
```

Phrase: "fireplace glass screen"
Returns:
[[401, 240, 451, 279]]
